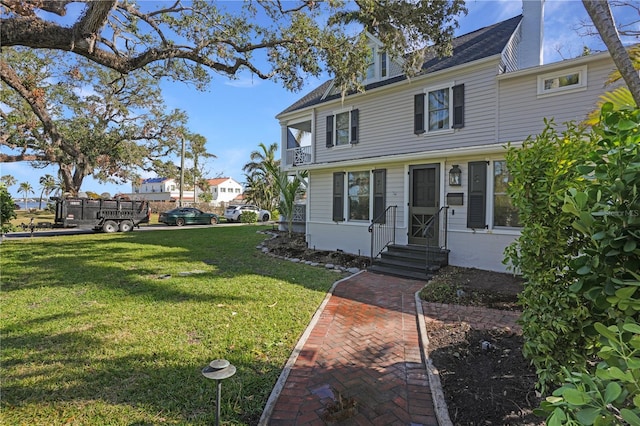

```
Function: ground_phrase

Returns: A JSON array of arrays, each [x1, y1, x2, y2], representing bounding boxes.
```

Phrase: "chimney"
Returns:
[[518, 0, 545, 69]]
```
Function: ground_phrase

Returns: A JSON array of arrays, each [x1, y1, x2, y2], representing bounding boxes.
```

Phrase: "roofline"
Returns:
[[497, 49, 615, 80]]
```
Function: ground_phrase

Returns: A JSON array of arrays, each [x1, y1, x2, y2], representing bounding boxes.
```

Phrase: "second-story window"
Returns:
[[428, 88, 449, 130], [537, 66, 587, 96], [326, 109, 359, 147], [336, 112, 350, 145], [414, 84, 465, 134]]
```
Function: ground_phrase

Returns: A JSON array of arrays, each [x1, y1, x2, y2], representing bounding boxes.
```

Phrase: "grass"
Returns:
[[1, 225, 340, 425]]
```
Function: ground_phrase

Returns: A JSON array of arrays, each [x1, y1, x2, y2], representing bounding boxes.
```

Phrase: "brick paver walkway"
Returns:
[[263, 272, 437, 426]]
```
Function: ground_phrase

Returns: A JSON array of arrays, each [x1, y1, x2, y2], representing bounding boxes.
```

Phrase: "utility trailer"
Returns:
[[53, 197, 151, 233]]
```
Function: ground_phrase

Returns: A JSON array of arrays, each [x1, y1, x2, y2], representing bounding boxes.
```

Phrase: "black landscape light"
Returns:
[[202, 359, 236, 426]]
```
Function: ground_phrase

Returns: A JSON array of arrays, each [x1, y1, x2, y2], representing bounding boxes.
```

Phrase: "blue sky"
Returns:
[[3, 0, 634, 199]]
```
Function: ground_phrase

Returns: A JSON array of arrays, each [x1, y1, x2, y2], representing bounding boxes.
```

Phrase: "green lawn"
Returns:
[[1, 225, 339, 425]]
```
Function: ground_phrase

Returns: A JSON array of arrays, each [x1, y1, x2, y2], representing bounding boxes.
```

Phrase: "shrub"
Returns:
[[538, 105, 640, 424], [1, 186, 17, 233], [240, 210, 258, 223], [504, 119, 596, 390]]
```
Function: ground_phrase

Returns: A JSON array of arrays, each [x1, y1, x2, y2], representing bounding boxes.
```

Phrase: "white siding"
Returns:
[[502, 28, 520, 72], [314, 60, 502, 165], [498, 56, 619, 143], [448, 231, 517, 272], [306, 156, 520, 272], [288, 51, 623, 273]]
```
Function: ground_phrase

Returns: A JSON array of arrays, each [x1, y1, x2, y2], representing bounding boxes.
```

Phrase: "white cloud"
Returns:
[[224, 74, 263, 88]]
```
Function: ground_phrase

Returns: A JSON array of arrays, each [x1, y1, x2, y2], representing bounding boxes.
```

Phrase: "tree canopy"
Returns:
[[1, 47, 198, 194], [1, 0, 466, 195], [1, 0, 467, 94]]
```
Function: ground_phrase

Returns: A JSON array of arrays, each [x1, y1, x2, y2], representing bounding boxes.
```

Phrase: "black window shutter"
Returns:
[[467, 161, 487, 228], [332, 172, 345, 221], [326, 115, 334, 148], [372, 169, 386, 223], [350, 109, 359, 144], [414, 94, 425, 134], [452, 84, 465, 129]]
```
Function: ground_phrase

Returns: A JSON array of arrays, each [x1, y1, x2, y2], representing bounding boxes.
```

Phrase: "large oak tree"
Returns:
[[1, 0, 466, 194], [1, 47, 197, 194]]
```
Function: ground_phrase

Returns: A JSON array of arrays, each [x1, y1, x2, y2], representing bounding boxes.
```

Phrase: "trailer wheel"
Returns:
[[119, 220, 134, 232], [210, 217, 218, 225], [175, 218, 185, 227], [103, 220, 118, 233]]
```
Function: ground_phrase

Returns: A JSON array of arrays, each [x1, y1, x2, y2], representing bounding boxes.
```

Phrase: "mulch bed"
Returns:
[[422, 266, 545, 426]]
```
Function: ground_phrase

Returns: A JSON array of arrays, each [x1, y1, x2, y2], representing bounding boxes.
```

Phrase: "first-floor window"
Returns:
[[348, 171, 370, 221], [493, 160, 521, 227]]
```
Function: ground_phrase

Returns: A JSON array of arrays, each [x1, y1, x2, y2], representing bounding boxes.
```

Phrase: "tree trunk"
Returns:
[[582, 0, 640, 107]]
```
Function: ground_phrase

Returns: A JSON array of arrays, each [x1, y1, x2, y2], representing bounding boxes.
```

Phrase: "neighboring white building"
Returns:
[[206, 177, 244, 206], [129, 177, 194, 202], [276, 0, 627, 272], [127, 176, 244, 204]]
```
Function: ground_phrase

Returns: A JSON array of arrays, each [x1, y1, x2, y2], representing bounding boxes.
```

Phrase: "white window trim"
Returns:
[[537, 65, 588, 97], [331, 107, 355, 148], [423, 82, 456, 134]]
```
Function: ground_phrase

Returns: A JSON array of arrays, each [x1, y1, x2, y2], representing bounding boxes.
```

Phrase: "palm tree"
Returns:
[[585, 45, 639, 125], [266, 166, 308, 237], [242, 142, 280, 211], [184, 133, 216, 203], [1, 175, 17, 188], [18, 182, 34, 210], [38, 174, 56, 209]]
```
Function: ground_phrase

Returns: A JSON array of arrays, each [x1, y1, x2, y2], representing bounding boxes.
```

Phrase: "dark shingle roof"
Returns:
[[278, 15, 523, 116]]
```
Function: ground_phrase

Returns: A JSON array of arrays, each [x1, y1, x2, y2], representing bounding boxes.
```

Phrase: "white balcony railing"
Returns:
[[286, 146, 312, 166]]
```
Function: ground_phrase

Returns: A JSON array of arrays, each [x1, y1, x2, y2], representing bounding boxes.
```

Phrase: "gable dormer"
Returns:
[[321, 33, 404, 99], [363, 32, 406, 85]]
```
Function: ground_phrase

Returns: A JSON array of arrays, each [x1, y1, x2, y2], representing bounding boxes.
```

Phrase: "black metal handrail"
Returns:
[[423, 206, 449, 270], [368, 205, 397, 263]]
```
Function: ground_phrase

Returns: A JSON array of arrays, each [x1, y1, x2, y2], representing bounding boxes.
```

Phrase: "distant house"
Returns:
[[276, 0, 626, 272], [129, 177, 194, 202], [206, 177, 243, 206]]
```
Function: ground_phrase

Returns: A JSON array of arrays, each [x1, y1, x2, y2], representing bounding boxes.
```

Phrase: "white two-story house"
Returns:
[[276, 0, 626, 273], [130, 177, 194, 202], [206, 177, 244, 206]]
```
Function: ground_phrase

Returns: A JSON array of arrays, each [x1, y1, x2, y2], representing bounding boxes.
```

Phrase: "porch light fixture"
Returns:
[[449, 165, 462, 186]]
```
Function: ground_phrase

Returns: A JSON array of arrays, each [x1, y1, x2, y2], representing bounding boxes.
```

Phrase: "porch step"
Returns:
[[367, 264, 434, 281], [368, 244, 449, 281]]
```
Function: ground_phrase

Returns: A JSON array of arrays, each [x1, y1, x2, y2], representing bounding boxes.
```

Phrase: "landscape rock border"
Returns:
[[256, 231, 362, 275]]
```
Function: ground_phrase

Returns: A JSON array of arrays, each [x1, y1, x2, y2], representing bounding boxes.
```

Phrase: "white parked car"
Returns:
[[224, 204, 271, 222]]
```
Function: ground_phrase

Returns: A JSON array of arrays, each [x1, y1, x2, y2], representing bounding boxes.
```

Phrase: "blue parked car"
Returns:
[[158, 207, 219, 226]]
